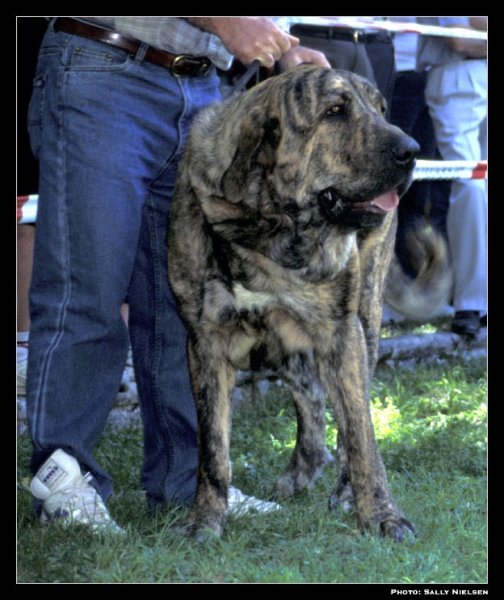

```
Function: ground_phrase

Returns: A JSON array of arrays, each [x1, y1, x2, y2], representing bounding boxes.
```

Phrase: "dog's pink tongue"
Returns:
[[372, 190, 399, 212]]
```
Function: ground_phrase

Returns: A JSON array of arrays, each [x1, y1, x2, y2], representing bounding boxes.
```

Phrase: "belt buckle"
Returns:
[[172, 54, 211, 77], [353, 30, 363, 44]]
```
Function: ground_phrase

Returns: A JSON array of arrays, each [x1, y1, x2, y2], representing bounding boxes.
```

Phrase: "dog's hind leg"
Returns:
[[273, 353, 334, 499], [328, 436, 356, 513]]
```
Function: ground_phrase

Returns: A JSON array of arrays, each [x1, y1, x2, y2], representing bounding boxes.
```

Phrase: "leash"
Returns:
[[224, 59, 261, 98]]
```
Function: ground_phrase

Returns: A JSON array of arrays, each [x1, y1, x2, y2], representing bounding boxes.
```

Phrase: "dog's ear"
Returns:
[[221, 106, 281, 203]]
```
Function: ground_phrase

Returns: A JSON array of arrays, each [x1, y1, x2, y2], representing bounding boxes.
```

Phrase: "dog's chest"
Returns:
[[233, 281, 321, 321], [233, 284, 269, 313], [230, 278, 343, 357]]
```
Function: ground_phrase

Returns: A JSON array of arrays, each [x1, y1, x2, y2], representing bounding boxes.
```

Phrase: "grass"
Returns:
[[379, 314, 454, 339], [17, 351, 487, 584]]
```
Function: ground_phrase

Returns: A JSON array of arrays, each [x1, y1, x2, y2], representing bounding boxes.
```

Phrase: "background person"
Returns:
[[417, 17, 487, 337]]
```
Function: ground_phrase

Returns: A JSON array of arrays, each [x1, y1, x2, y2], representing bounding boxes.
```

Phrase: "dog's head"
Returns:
[[185, 64, 419, 233]]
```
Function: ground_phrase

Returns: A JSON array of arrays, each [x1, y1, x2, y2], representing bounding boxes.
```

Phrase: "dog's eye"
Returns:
[[326, 105, 345, 118]]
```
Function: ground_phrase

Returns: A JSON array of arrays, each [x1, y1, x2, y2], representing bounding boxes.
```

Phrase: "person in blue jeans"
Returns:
[[25, 17, 329, 532]]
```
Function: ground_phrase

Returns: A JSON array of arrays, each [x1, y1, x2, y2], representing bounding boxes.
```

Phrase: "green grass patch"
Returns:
[[380, 315, 455, 339], [17, 355, 487, 584]]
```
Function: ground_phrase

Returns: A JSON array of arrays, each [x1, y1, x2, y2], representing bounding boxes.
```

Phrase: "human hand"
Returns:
[[278, 46, 331, 69], [187, 17, 299, 68]]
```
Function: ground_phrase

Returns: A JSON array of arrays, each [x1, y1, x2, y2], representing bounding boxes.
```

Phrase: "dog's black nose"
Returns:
[[392, 136, 420, 166]]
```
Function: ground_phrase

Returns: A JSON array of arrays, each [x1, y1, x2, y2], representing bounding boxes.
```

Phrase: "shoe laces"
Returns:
[[46, 473, 123, 533]]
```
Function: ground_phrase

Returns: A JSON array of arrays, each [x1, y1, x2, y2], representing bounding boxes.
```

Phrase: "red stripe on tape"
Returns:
[[17, 195, 29, 223]]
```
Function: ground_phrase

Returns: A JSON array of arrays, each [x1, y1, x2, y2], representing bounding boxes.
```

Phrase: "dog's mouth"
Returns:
[[319, 187, 399, 215], [318, 187, 400, 228]]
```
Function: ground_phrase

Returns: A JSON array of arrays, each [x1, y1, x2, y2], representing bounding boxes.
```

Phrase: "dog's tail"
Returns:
[[384, 226, 453, 322]]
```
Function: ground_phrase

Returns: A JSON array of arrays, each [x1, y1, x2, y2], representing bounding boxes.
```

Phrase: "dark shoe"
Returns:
[[451, 311, 480, 337], [480, 314, 487, 328]]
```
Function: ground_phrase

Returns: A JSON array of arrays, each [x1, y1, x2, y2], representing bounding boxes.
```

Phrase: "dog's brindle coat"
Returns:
[[168, 65, 420, 541]]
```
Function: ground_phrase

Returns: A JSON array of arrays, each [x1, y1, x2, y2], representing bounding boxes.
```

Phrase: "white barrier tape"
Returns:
[[297, 17, 487, 41], [413, 160, 487, 181], [16, 162, 488, 225]]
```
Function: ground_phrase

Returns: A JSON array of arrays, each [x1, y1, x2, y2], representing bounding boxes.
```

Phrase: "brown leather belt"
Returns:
[[53, 17, 212, 77]]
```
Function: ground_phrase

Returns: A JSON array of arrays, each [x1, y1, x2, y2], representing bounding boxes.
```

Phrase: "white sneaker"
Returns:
[[228, 485, 282, 516], [30, 449, 125, 534]]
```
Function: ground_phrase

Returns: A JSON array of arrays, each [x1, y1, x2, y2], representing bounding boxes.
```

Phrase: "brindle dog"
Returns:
[[168, 65, 420, 541]]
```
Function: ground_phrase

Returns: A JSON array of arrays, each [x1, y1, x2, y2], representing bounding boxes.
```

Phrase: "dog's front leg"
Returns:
[[172, 335, 236, 540], [321, 316, 416, 542]]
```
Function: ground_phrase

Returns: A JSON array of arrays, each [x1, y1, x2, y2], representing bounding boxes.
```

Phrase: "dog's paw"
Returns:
[[379, 517, 417, 543], [274, 469, 321, 499], [357, 512, 417, 542], [273, 474, 296, 499], [169, 519, 224, 542], [274, 447, 335, 499]]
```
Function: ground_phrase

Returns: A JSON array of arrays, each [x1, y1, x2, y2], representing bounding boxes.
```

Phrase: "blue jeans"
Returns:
[[26, 21, 221, 508]]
